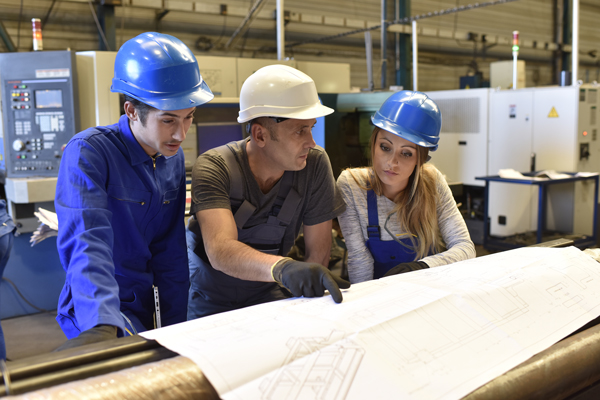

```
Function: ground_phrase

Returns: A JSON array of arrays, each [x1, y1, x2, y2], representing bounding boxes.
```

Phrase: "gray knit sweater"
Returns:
[[337, 166, 476, 283]]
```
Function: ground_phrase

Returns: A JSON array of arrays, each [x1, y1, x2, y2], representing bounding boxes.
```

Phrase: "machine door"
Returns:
[[427, 88, 490, 186], [488, 89, 536, 237]]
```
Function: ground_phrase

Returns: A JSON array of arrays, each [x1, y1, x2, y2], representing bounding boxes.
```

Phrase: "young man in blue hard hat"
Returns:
[[186, 65, 350, 319], [55, 32, 214, 349]]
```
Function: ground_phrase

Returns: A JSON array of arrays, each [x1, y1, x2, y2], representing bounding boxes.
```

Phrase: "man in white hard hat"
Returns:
[[186, 64, 350, 318]]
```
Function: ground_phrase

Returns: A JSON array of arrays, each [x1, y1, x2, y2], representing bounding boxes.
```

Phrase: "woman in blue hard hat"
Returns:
[[54, 32, 214, 349], [337, 91, 475, 283]]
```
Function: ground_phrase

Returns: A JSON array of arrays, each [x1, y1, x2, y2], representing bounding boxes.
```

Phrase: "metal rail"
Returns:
[[287, 0, 519, 48]]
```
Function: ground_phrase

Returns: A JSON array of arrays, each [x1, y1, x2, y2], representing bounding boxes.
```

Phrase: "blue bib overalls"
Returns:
[[365, 190, 417, 279]]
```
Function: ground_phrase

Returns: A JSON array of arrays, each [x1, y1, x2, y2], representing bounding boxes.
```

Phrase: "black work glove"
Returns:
[[382, 261, 429, 277], [55, 325, 118, 351], [272, 258, 351, 303]]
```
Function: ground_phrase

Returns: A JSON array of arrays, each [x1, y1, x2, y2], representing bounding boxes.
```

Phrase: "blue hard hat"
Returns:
[[111, 32, 214, 110], [371, 90, 441, 151]]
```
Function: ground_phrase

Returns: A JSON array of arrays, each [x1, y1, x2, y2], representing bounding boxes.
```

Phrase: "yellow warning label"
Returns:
[[548, 107, 559, 118]]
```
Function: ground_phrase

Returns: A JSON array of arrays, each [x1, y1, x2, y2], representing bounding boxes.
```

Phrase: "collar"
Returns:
[[118, 114, 152, 166]]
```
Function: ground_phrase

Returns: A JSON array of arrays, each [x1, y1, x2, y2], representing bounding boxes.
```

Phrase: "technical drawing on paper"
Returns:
[[259, 331, 364, 400]]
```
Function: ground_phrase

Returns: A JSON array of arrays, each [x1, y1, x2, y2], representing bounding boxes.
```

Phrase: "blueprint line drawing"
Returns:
[[143, 247, 600, 400], [259, 331, 364, 400]]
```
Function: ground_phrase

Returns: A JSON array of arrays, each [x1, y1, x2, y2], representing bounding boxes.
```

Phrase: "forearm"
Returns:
[[423, 178, 476, 268], [303, 220, 332, 267], [206, 238, 280, 282]]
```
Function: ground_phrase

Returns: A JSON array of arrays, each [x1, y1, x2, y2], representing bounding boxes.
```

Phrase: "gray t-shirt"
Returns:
[[190, 138, 346, 255]]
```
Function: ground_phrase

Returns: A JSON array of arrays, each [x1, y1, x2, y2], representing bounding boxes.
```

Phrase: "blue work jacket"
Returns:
[[55, 114, 188, 339]]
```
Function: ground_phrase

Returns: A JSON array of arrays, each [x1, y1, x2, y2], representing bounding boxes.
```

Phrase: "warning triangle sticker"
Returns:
[[548, 107, 559, 118]]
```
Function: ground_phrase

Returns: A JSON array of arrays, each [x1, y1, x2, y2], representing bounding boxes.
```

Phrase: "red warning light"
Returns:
[[583, 131, 588, 136]]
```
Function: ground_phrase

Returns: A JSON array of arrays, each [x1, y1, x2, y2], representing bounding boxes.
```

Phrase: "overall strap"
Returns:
[[214, 143, 256, 229], [270, 171, 301, 225], [367, 189, 381, 239]]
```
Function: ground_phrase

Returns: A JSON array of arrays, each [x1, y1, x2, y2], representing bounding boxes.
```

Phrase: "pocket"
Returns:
[[162, 187, 179, 205], [107, 185, 152, 223], [107, 185, 151, 205]]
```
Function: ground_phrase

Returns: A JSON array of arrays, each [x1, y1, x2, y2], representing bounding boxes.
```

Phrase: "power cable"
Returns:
[[2, 277, 49, 313], [16, 0, 23, 50], [225, 0, 267, 49], [87, 0, 111, 51], [41, 0, 58, 29]]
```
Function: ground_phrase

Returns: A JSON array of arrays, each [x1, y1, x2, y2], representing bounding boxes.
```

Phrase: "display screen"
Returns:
[[35, 89, 63, 108]]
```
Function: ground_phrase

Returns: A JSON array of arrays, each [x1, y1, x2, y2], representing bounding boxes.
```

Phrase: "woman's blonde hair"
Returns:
[[349, 127, 445, 259]]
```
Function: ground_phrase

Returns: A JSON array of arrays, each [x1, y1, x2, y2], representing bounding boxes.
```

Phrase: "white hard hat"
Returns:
[[237, 64, 334, 123]]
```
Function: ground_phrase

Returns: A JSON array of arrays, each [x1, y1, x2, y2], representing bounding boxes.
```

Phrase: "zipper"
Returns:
[[151, 153, 162, 170], [112, 197, 146, 206]]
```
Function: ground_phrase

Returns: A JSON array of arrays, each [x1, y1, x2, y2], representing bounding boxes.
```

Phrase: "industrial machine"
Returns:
[[0, 51, 79, 232], [426, 85, 600, 245], [487, 85, 599, 239]]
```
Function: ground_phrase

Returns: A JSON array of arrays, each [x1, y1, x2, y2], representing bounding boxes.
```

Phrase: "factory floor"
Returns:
[[1, 245, 492, 362]]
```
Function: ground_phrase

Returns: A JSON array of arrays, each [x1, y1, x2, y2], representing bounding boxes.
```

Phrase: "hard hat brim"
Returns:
[[112, 80, 214, 111], [372, 116, 440, 151], [237, 102, 333, 123]]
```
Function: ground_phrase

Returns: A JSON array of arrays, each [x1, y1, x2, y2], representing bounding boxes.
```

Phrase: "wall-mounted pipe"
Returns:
[[572, 0, 579, 85], [381, 0, 387, 89], [412, 20, 418, 91], [365, 31, 374, 91], [276, 0, 284, 60]]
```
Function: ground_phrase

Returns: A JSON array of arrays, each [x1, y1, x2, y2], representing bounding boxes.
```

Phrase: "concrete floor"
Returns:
[[1, 245, 492, 362]]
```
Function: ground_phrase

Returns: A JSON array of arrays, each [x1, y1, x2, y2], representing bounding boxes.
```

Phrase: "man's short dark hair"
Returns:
[[250, 117, 278, 141], [124, 95, 157, 127]]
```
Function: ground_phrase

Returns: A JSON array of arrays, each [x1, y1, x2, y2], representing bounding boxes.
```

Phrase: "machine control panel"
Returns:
[[0, 51, 79, 177]]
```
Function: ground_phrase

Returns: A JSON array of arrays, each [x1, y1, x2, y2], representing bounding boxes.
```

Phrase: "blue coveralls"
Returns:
[[365, 190, 417, 278], [55, 115, 189, 339], [0, 201, 15, 360]]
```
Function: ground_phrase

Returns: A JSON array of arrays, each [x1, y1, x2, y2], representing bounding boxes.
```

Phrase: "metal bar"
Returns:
[[594, 175, 598, 244], [483, 181, 489, 250], [3, 356, 220, 400], [2, 336, 163, 383], [276, 0, 284, 60], [1, 348, 178, 396], [0, 20, 16, 52], [394, 0, 400, 86], [512, 51, 518, 89], [572, 0, 579, 84], [528, 238, 574, 248], [537, 185, 545, 243], [365, 31, 374, 91], [412, 20, 418, 91], [225, 0, 267, 49], [287, 0, 519, 49], [464, 322, 600, 400], [381, 0, 387, 89]]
